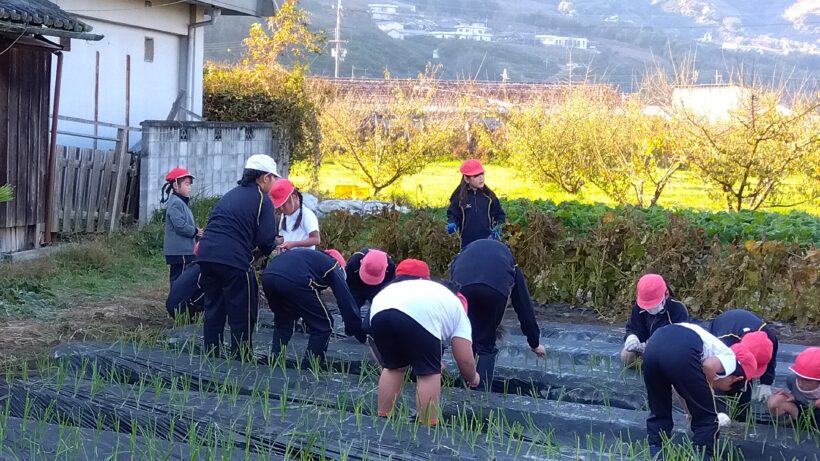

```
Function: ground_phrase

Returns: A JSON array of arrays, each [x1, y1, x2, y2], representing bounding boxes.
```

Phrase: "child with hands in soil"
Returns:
[[448, 239, 546, 391], [701, 308, 778, 418], [269, 179, 320, 252], [261, 248, 365, 367], [446, 159, 505, 249], [642, 322, 761, 460], [621, 273, 690, 367], [161, 167, 202, 285], [767, 347, 820, 430], [368, 278, 480, 426]]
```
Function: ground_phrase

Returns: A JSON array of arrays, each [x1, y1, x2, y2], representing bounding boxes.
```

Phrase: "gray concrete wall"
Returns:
[[139, 121, 289, 223]]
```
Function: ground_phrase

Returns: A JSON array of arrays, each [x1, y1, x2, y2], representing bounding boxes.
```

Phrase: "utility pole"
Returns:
[[332, 0, 342, 79]]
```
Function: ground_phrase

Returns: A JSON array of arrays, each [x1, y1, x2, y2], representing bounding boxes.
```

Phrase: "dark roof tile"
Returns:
[[0, 0, 93, 33]]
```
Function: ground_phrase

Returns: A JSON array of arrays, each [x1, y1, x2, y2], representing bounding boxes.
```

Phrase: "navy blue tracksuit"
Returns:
[[196, 183, 277, 359], [449, 239, 540, 390], [624, 297, 689, 342], [344, 248, 396, 309], [644, 324, 719, 460], [447, 188, 505, 248], [262, 249, 365, 364], [165, 262, 204, 320], [702, 309, 779, 418]]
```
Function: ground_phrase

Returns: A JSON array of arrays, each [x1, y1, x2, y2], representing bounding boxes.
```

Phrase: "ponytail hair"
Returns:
[[280, 189, 304, 231], [160, 181, 174, 203], [238, 168, 268, 186]]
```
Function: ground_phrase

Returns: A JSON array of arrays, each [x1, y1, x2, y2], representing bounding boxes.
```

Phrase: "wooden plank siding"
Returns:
[[0, 36, 52, 253]]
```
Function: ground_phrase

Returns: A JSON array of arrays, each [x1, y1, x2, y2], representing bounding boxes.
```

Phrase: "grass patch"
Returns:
[[0, 229, 166, 321], [290, 160, 820, 215]]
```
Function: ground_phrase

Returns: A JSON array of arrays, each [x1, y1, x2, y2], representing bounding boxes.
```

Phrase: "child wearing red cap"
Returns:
[[394, 258, 431, 281], [643, 323, 759, 460], [344, 248, 396, 310], [446, 159, 506, 249], [369, 279, 480, 425], [269, 179, 320, 251], [621, 273, 690, 367], [449, 239, 545, 391], [701, 308, 778, 418], [767, 347, 820, 429], [161, 167, 202, 286]]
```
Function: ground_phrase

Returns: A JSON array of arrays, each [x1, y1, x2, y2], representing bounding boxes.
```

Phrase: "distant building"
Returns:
[[368, 3, 399, 20], [672, 85, 749, 122], [376, 21, 404, 33], [536, 34, 588, 49], [430, 22, 492, 41], [455, 22, 492, 41]]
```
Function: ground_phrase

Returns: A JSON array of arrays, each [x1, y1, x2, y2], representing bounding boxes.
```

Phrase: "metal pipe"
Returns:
[[125, 54, 130, 147], [186, 6, 220, 116], [93, 51, 99, 149], [44, 50, 63, 244]]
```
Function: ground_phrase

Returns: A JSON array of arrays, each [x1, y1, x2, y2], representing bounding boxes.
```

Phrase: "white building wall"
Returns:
[[51, 0, 204, 149]]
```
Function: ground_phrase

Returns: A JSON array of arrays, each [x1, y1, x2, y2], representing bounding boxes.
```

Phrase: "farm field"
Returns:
[[290, 161, 820, 215], [1, 308, 817, 460]]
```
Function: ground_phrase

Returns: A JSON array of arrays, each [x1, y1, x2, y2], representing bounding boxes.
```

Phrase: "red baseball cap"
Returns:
[[165, 167, 194, 182], [459, 159, 484, 176], [395, 258, 430, 279], [636, 274, 667, 309], [456, 292, 469, 314], [269, 179, 295, 208], [324, 249, 346, 268], [730, 342, 759, 382], [740, 331, 773, 379], [790, 347, 820, 381], [359, 250, 388, 285]]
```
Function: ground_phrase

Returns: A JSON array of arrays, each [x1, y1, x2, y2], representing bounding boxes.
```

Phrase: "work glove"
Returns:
[[717, 412, 731, 427], [490, 223, 501, 240], [445, 222, 457, 234], [624, 334, 645, 353], [752, 384, 772, 402]]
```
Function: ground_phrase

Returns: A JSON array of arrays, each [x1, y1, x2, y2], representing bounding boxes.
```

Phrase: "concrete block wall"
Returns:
[[139, 121, 289, 223]]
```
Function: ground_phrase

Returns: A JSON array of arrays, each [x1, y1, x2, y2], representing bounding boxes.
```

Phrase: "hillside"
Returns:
[[204, 0, 819, 90]]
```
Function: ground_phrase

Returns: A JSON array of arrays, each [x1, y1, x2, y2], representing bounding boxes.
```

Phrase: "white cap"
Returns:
[[244, 154, 280, 177], [715, 349, 737, 378]]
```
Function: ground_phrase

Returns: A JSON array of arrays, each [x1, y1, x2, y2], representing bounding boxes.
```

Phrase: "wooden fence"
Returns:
[[51, 128, 131, 234]]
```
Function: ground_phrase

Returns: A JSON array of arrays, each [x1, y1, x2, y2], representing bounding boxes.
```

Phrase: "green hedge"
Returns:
[[320, 206, 819, 326]]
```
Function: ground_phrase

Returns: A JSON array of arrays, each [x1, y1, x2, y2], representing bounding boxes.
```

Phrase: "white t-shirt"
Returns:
[[279, 206, 320, 250], [370, 279, 472, 342], [678, 322, 737, 377]]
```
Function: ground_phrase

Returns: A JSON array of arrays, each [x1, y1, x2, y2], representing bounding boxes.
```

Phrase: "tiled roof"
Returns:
[[0, 0, 93, 34]]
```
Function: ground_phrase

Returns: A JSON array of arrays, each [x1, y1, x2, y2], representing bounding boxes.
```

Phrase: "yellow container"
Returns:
[[334, 184, 354, 197]]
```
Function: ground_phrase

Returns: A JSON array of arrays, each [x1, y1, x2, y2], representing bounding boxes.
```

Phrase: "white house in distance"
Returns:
[[368, 3, 399, 21], [50, 0, 273, 149], [430, 22, 492, 41], [536, 34, 588, 49]]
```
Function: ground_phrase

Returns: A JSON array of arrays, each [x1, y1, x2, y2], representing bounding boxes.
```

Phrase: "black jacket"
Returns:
[[196, 183, 277, 271], [624, 298, 689, 343], [701, 309, 778, 386], [345, 248, 396, 308], [447, 187, 505, 248], [264, 249, 362, 338], [449, 239, 540, 348]]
